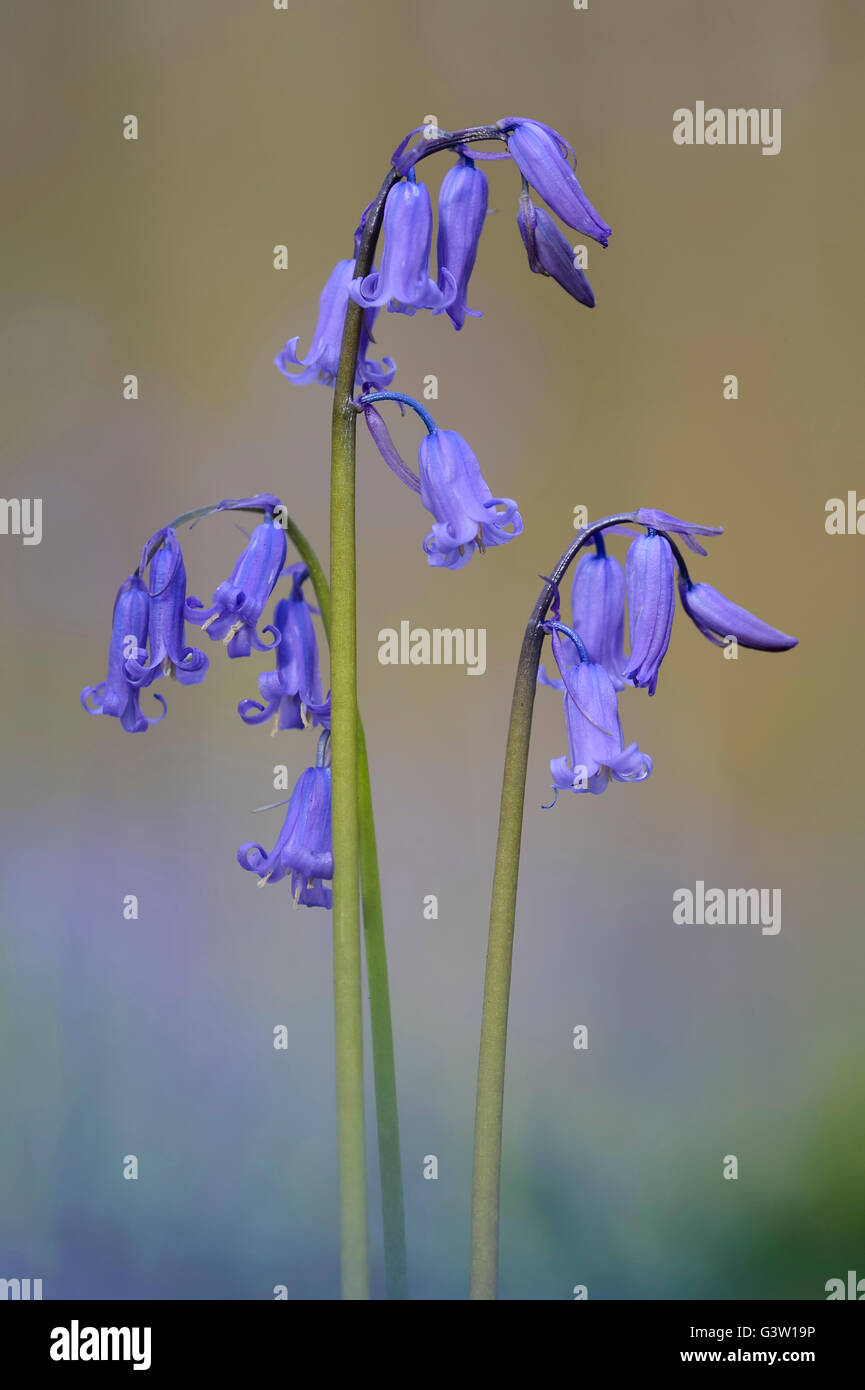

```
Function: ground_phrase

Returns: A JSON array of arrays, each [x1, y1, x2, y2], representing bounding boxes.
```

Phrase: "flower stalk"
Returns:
[[283, 516, 407, 1300], [329, 305, 368, 1297], [470, 515, 638, 1300], [328, 125, 510, 1300]]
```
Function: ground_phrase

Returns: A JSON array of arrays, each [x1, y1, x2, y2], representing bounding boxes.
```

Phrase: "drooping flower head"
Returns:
[[544, 612, 652, 797], [186, 516, 286, 658], [80, 574, 167, 732], [436, 156, 489, 329], [238, 564, 330, 731], [537, 507, 797, 798], [518, 188, 595, 307], [125, 529, 209, 687], [274, 257, 396, 389], [624, 530, 676, 694], [500, 117, 611, 247], [350, 177, 456, 316], [237, 761, 333, 908]]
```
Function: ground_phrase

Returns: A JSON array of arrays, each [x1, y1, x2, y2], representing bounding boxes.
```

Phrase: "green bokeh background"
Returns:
[[1, 0, 863, 1298]]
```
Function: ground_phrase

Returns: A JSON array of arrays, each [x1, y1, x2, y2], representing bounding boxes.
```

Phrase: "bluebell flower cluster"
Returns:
[[540, 511, 797, 799], [81, 496, 333, 906], [271, 116, 610, 586], [275, 115, 610, 397]]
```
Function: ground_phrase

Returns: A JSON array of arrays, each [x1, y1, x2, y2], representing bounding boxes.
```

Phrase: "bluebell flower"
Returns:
[[275, 258, 396, 388], [436, 156, 488, 329], [545, 621, 652, 796], [186, 518, 286, 658], [517, 190, 595, 307], [237, 765, 333, 908], [360, 396, 523, 571], [571, 538, 627, 684], [678, 578, 798, 651], [238, 564, 330, 730], [624, 531, 676, 694], [350, 178, 456, 316], [500, 117, 611, 247], [125, 529, 209, 686], [541, 536, 626, 692], [419, 428, 523, 570], [81, 575, 167, 732]]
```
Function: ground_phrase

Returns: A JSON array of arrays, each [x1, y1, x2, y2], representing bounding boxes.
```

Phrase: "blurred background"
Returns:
[[1, 0, 863, 1300]]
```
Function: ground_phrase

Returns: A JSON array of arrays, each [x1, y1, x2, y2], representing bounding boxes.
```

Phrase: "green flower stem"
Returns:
[[325, 124, 509, 1300], [357, 723, 407, 1300], [470, 515, 636, 1299], [469, 620, 541, 1302], [282, 516, 407, 1301], [323, 161, 408, 1304], [330, 348, 368, 1298]]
